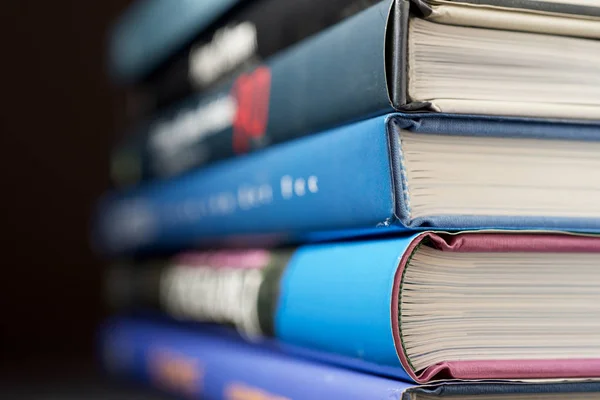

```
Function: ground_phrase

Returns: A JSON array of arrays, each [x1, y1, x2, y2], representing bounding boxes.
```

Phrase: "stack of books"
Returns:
[[96, 0, 600, 398]]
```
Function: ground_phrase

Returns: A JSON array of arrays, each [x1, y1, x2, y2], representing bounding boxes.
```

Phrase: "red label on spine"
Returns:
[[231, 66, 271, 154]]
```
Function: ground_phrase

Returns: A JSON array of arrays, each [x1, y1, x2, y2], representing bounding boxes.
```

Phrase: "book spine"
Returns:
[[109, 0, 241, 84], [100, 318, 414, 399], [275, 237, 415, 376], [141, 0, 382, 111], [111, 1, 393, 185], [106, 249, 290, 337], [96, 115, 397, 256], [104, 235, 419, 381]]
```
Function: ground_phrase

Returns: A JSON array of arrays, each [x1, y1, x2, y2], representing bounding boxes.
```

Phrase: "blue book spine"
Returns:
[[109, 0, 242, 83], [95, 115, 400, 256], [112, 1, 394, 185], [276, 236, 417, 381], [100, 317, 415, 399]]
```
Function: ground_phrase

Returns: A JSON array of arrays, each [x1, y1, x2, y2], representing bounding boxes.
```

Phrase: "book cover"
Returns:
[[108, 0, 243, 84], [139, 0, 380, 112], [96, 113, 600, 256], [111, 0, 600, 185], [105, 232, 600, 383], [101, 316, 600, 395], [100, 316, 415, 399]]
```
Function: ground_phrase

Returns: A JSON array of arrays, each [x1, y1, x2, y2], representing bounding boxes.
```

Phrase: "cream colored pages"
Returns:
[[427, 3, 600, 38], [525, 0, 600, 4], [425, 100, 600, 120], [398, 130, 600, 220], [407, 18, 600, 119], [442, 0, 600, 6], [400, 247, 600, 371]]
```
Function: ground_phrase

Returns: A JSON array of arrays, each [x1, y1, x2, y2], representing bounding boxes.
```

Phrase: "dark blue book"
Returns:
[[135, 0, 380, 112], [95, 113, 600, 256], [108, 0, 243, 84], [100, 316, 600, 399], [111, 0, 600, 185]]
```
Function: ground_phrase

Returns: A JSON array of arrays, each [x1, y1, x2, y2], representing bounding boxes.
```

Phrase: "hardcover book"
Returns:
[[111, 0, 600, 184], [102, 316, 600, 395], [96, 113, 600, 255], [108, 0, 243, 84], [137, 0, 380, 113], [106, 232, 600, 382]]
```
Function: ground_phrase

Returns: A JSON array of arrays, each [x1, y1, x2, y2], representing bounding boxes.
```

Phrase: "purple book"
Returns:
[[100, 316, 600, 400], [100, 316, 414, 399]]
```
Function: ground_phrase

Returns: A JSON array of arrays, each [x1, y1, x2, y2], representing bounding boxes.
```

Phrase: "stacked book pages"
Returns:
[[96, 0, 600, 398]]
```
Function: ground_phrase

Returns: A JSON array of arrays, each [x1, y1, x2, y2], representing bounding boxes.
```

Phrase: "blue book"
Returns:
[[95, 113, 600, 256], [135, 0, 380, 111], [108, 0, 242, 83], [110, 0, 600, 184], [100, 316, 600, 399], [106, 232, 600, 383]]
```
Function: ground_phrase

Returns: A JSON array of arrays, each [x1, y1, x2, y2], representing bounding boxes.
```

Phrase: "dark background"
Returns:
[[1, 0, 132, 378]]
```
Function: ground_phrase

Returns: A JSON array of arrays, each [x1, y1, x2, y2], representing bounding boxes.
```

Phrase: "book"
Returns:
[[101, 316, 600, 396], [101, 316, 414, 398], [138, 0, 380, 113], [105, 232, 600, 382], [95, 113, 600, 256], [108, 0, 243, 84], [111, 0, 600, 185]]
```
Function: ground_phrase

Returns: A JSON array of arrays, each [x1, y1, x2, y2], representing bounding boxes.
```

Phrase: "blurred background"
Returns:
[[1, 0, 131, 389]]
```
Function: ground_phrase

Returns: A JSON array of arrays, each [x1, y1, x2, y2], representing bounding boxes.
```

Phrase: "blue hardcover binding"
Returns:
[[97, 115, 395, 255], [276, 236, 416, 380], [95, 112, 600, 256], [109, 0, 242, 83], [101, 317, 600, 399], [111, 0, 394, 184], [100, 316, 415, 399]]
